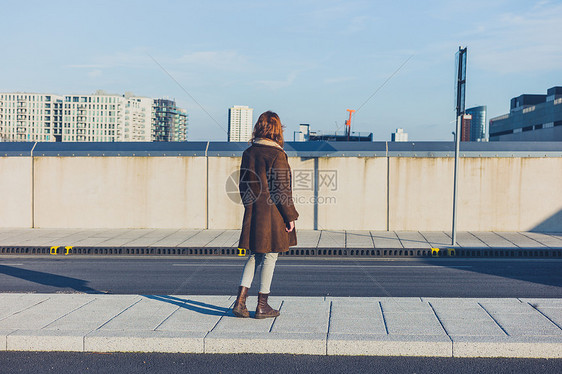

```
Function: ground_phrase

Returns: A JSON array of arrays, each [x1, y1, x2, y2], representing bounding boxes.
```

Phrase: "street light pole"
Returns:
[[452, 115, 461, 246], [452, 46, 467, 246]]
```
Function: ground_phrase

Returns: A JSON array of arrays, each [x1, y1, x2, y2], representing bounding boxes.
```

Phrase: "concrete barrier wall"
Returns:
[[0, 157, 32, 227], [1, 153, 561, 231], [34, 157, 207, 229]]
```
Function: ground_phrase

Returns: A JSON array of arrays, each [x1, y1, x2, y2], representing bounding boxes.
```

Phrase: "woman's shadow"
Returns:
[[144, 295, 233, 316]]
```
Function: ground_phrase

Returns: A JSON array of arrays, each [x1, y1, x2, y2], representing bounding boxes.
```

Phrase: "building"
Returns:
[[489, 86, 562, 141], [295, 124, 373, 142], [465, 105, 487, 141], [153, 99, 188, 141], [0, 93, 62, 142], [228, 105, 253, 142], [391, 128, 408, 142], [461, 114, 472, 141], [0, 91, 188, 142]]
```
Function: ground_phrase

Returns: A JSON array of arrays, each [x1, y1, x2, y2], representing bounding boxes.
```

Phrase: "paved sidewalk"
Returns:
[[0, 228, 561, 249], [0, 293, 561, 357]]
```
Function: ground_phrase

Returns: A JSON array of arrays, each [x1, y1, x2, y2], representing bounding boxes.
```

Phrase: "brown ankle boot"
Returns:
[[255, 292, 280, 319], [232, 286, 249, 318]]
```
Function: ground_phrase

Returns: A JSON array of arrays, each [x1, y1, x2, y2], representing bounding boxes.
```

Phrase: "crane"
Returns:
[[345, 109, 355, 141]]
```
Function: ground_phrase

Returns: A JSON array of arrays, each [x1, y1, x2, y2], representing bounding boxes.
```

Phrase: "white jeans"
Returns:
[[239, 252, 279, 294]]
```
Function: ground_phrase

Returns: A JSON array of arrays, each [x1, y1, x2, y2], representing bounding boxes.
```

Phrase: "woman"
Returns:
[[232, 111, 299, 319]]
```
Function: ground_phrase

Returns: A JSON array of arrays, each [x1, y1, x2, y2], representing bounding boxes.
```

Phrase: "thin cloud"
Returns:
[[87, 69, 103, 78], [174, 50, 249, 71], [466, 3, 562, 73], [255, 72, 299, 90]]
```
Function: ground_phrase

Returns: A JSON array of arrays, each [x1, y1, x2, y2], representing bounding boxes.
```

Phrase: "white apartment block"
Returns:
[[391, 128, 408, 142], [0, 91, 185, 142], [228, 105, 253, 142]]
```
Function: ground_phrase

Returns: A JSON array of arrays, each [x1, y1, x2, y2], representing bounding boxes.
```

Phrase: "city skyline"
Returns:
[[1, 0, 561, 142]]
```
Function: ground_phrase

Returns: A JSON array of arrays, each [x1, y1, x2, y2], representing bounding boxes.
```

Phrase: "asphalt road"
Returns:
[[0, 352, 560, 374], [0, 256, 561, 297]]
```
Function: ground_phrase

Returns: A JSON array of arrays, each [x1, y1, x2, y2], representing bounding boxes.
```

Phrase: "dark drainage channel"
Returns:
[[1, 246, 562, 258]]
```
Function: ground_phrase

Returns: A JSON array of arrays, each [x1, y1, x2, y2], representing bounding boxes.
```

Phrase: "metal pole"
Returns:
[[452, 115, 461, 245]]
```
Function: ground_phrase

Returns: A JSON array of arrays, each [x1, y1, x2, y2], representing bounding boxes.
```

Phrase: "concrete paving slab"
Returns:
[[380, 299, 431, 314], [327, 334, 452, 356], [384, 314, 446, 336], [212, 316, 273, 333], [533, 308, 562, 327], [440, 319, 505, 337], [271, 315, 329, 333], [153, 295, 232, 332], [330, 300, 381, 314], [453, 232, 488, 248], [69, 237, 119, 246], [204, 230, 240, 248], [494, 232, 547, 248], [0, 295, 95, 330], [123, 230, 180, 247], [151, 229, 201, 247], [432, 308, 492, 320], [293, 230, 321, 248], [277, 300, 329, 315], [93, 229, 154, 246], [204, 331, 326, 355], [98, 297, 179, 331], [478, 300, 535, 314], [85, 330, 205, 353], [420, 232, 452, 248], [7, 330, 84, 351], [346, 231, 374, 248], [520, 298, 562, 308], [470, 232, 518, 248], [329, 317, 387, 334], [451, 335, 562, 358], [318, 230, 345, 248], [43, 296, 141, 331], [395, 232, 431, 248], [177, 230, 226, 247], [0, 294, 51, 320], [371, 231, 403, 248], [521, 232, 562, 248], [491, 315, 562, 336]]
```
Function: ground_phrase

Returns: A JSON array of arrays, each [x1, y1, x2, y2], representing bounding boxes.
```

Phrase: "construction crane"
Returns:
[[345, 109, 355, 141]]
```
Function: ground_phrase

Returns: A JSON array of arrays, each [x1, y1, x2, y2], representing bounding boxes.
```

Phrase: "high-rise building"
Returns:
[[465, 105, 487, 141], [391, 128, 408, 142], [0, 91, 188, 142], [489, 86, 562, 141], [460, 114, 472, 141], [228, 105, 253, 142], [153, 99, 188, 141]]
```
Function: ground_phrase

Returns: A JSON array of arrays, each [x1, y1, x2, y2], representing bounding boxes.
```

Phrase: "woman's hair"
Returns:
[[250, 111, 284, 147]]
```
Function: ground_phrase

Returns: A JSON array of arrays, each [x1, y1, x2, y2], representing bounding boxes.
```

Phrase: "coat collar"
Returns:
[[253, 137, 284, 150]]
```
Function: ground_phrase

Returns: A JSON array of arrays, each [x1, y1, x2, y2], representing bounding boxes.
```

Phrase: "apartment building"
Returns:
[[228, 105, 253, 142], [0, 91, 187, 142]]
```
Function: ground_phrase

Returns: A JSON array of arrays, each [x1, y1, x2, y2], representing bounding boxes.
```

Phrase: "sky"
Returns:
[[1, 0, 561, 141]]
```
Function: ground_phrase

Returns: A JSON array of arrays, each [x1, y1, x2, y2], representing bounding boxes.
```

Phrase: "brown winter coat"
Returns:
[[238, 139, 299, 253]]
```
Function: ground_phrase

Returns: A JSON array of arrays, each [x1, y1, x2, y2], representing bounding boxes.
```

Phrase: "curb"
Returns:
[[1, 246, 562, 258], [2, 330, 562, 358]]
